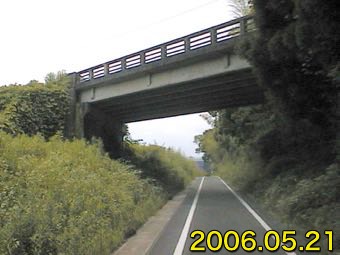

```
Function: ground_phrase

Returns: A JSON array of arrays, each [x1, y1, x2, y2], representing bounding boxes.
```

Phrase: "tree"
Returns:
[[44, 70, 70, 87], [244, 0, 338, 135], [227, 0, 253, 17]]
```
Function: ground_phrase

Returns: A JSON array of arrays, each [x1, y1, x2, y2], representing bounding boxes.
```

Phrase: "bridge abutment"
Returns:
[[82, 104, 124, 158], [66, 73, 124, 158]]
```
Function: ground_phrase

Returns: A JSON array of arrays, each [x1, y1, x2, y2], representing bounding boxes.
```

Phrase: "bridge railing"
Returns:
[[77, 16, 254, 84]]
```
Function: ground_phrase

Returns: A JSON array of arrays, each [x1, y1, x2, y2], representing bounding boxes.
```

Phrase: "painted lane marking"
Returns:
[[218, 176, 296, 255], [173, 177, 205, 255]]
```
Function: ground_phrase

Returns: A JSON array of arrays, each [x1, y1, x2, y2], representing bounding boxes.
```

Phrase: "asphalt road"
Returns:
[[148, 176, 293, 255]]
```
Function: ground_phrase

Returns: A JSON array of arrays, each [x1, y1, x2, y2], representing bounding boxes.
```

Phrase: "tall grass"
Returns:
[[0, 77, 204, 254], [0, 133, 166, 255], [124, 144, 203, 197], [0, 133, 203, 254]]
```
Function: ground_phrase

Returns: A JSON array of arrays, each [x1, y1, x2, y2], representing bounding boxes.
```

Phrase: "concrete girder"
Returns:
[[93, 71, 256, 110]]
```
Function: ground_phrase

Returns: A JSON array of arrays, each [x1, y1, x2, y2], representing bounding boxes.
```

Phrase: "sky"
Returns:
[[0, 0, 235, 157]]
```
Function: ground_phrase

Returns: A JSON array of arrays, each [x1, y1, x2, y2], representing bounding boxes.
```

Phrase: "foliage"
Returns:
[[241, 0, 338, 135], [0, 71, 203, 254], [227, 0, 253, 17], [195, 104, 277, 167], [123, 144, 203, 196], [0, 73, 70, 139], [44, 70, 69, 87], [196, 1, 338, 251], [0, 132, 165, 255], [196, 114, 339, 250]]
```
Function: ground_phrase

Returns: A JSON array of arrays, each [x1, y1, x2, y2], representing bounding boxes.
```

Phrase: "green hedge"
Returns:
[[0, 82, 69, 138], [0, 133, 165, 255]]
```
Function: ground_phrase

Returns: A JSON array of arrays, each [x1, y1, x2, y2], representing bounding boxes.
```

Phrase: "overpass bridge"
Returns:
[[68, 15, 264, 157]]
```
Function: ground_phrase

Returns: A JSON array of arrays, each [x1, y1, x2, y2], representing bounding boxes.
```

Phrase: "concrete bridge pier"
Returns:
[[77, 103, 124, 158]]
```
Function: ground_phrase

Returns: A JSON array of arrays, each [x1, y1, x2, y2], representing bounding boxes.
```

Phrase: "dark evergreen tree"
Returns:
[[247, 0, 338, 135]]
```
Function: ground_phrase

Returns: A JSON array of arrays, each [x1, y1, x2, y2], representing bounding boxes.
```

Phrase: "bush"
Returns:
[[124, 144, 203, 196], [0, 81, 69, 138], [263, 163, 339, 251], [0, 133, 165, 255]]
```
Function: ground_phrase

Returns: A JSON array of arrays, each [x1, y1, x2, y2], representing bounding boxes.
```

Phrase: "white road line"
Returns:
[[173, 177, 205, 255], [218, 176, 296, 255]]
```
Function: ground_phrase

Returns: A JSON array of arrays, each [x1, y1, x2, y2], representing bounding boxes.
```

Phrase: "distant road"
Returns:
[[148, 176, 294, 255]]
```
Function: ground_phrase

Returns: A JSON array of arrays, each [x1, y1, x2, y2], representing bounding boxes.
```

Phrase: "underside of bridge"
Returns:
[[90, 68, 263, 123]]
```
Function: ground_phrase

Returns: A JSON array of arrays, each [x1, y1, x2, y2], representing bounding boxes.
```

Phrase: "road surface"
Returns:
[[148, 176, 295, 255]]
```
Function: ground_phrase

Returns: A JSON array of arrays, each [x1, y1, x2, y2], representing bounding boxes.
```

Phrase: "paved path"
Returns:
[[148, 176, 294, 255]]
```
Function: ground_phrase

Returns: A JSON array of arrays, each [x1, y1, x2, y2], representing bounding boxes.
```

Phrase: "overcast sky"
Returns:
[[0, 0, 235, 157]]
